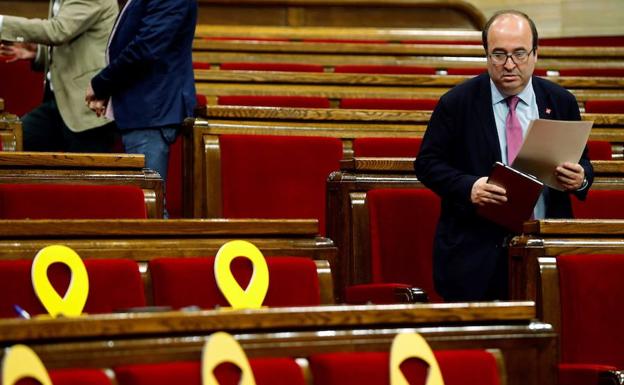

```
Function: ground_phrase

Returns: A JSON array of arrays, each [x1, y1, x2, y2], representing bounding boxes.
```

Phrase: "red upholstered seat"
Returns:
[[49, 368, 114, 385], [219, 134, 343, 235], [309, 350, 501, 385], [540, 36, 624, 46], [346, 188, 442, 304], [115, 358, 305, 385], [584, 100, 624, 113], [333, 65, 436, 74], [0, 184, 147, 219], [559, 68, 624, 77], [446, 68, 548, 76], [557, 254, 624, 383], [572, 190, 624, 219], [0, 58, 45, 117], [586, 140, 612, 160], [195, 93, 207, 107], [150, 256, 321, 308], [220, 62, 324, 72], [218, 95, 330, 108], [353, 137, 423, 157], [0, 258, 145, 318], [340, 98, 437, 111]]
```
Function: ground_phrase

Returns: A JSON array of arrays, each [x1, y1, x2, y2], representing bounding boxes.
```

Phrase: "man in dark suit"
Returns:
[[415, 10, 593, 301], [85, 0, 197, 216]]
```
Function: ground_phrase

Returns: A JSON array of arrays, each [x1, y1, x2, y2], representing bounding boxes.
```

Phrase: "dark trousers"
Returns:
[[22, 86, 115, 153]]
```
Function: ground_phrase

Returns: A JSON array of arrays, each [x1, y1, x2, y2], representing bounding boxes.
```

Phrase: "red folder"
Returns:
[[477, 162, 544, 233]]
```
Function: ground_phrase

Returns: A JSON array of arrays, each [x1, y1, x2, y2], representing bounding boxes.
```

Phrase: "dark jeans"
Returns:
[[22, 87, 115, 152]]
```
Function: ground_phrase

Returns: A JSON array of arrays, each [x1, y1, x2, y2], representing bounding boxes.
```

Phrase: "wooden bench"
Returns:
[[509, 218, 624, 303], [194, 0, 486, 29], [328, 158, 624, 300], [0, 218, 337, 303], [0, 152, 164, 218], [0, 102, 22, 151], [0, 301, 554, 385], [186, 106, 624, 216]]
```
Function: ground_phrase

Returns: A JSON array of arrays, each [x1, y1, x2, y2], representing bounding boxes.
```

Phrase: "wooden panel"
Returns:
[[0, 152, 164, 218], [195, 0, 486, 29], [0, 301, 556, 385]]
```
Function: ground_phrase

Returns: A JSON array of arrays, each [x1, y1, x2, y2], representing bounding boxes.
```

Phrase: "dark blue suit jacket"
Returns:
[[91, 0, 197, 130], [415, 73, 593, 301]]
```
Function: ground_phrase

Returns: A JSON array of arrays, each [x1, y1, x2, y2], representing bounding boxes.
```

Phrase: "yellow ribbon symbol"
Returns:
[[2, 345, 52, 385], [31, 245, 89, 318], [214, 240, 269, 309], [390, 333, 445, 385], [202, 332, 257, 385]]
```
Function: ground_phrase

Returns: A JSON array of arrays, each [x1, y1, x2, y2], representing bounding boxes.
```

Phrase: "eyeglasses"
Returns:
[[488, 48, 535, 65]]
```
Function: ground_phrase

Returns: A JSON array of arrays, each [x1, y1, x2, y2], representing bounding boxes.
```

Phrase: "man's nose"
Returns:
[[503, 56, 516, 70]]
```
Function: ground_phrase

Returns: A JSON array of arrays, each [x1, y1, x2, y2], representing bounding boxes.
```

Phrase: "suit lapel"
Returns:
[[475, 74, 502, 162], [533, 77, 555, 119]]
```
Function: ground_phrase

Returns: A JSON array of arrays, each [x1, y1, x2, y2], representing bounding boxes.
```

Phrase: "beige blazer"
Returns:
[[1, 0, 118, 132]]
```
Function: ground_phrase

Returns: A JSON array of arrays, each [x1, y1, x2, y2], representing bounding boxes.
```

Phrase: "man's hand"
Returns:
[[85, 83, 107, 117], [555, 162, 585, 191], [471, 176, 507, 206], [0, 42, 36, 63]]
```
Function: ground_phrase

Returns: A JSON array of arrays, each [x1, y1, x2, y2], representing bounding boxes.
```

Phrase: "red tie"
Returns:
[[505, 96, 523, 164]]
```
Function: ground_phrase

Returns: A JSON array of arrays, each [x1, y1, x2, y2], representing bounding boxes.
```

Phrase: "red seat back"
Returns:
[[586, 140, 612, 160], [115, 358, 305, 385], [150, 256, 321, 308], [558, 254, 624, 367], [220, 134, 343, 235], [221, 62, 324, 72], [0, 58, 44, 116], [584, 100, 624, 113], [334, 65, 436, 74], [367, 188, 442, 301], [309, 350, 501, 385], [572, 190, 624, 219], [353, 137, 423, 157], [0, 184, 147, 219], [0, 258, 145, 318]]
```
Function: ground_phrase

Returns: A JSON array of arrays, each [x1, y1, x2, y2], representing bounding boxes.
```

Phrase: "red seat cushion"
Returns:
[[0, 184, 147, 219], [334, 65, 436, 75], [586, 140, 612, 160], [150, 256, 321, 308], [340, 98, 437, 111], [219, 134, 343, 235], [115, 358, 305, 385], [559, 68, 624, 77], [558, 254, 624, 367], [572, 190, 624, 219], [218, 95, 330, 108], [366, 188, 442, 302], [220, 62, 324, 72], [0, 258, 145, 318], [353, 137, 423, 157], [0, 58, 45, 116], [49, 368, 114, 385], [309, 350, 500, 385], [195, 93, 208, 107], [446, 68, 548, 76], [584, 100, 624, 113]]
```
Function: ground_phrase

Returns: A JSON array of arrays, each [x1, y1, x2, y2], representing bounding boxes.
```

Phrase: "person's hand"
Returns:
[[0, 42, 37, 62], [471, 176, 507, 206], [85, 83, 107, 117], [555, 162, 585, 191]]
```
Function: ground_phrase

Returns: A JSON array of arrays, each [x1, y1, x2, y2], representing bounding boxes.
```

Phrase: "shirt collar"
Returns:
[[490, 77, 535, 107]]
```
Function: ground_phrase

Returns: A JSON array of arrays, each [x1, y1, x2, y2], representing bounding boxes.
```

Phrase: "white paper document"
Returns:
[[511, 119, 593, 191]]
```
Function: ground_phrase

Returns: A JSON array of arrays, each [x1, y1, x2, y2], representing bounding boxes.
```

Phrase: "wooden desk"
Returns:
[[0, 301, 555, 385]]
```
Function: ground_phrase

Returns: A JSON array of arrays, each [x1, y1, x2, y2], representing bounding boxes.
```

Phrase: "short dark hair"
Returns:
[[482, 10, 538, 53]]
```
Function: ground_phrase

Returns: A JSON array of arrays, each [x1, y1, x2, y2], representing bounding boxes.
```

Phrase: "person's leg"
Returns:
[[21, 90, 65, 151], [121, 127, 178, 218], [62, 121, 116, 153]]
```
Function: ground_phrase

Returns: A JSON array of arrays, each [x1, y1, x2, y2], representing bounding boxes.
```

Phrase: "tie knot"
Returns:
[[506, 95, 520, 110]]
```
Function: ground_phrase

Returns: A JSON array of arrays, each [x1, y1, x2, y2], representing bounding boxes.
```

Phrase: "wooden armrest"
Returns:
[[393, 287, 429, 303]]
